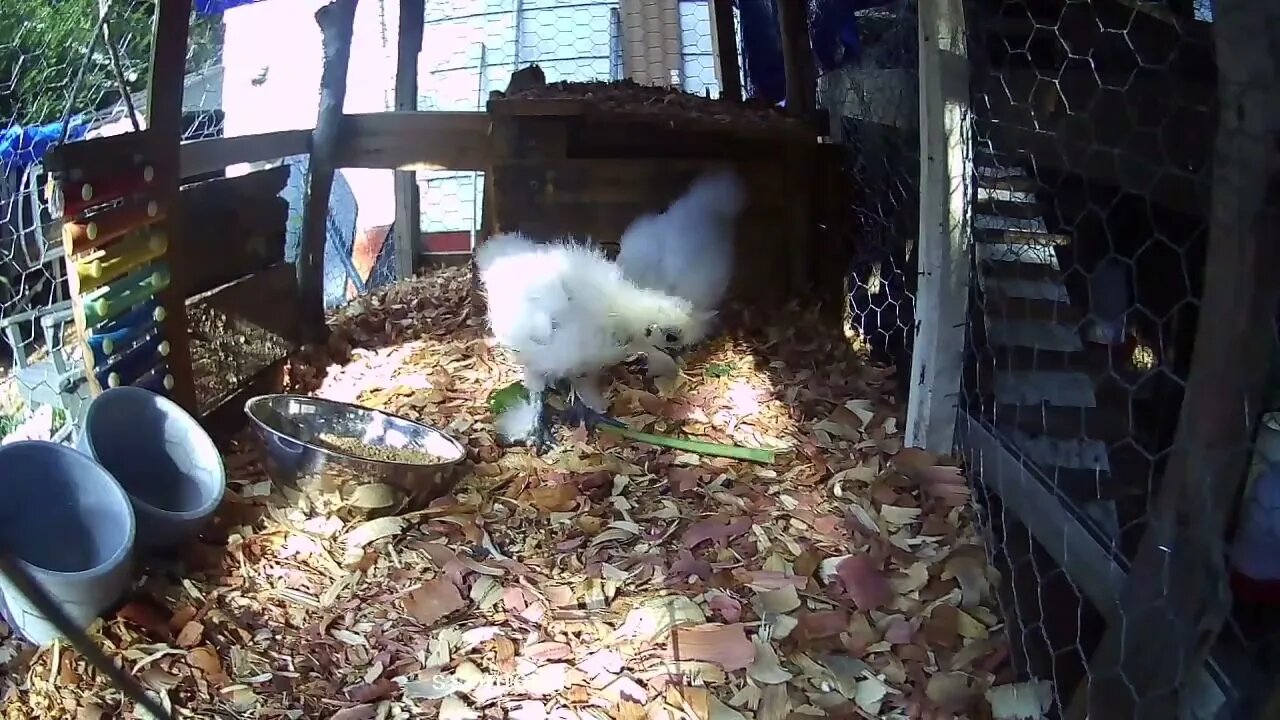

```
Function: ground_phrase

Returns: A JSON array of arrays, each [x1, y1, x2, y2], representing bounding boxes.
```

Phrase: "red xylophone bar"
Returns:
[[58, 164, 156, 219], [62, 199, 165, 256]]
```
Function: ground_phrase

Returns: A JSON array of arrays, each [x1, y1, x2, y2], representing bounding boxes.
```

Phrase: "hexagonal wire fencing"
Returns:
[[0, 2, 227, 442], [411, 0, 739, 266], [956, 0, 1280, 717]]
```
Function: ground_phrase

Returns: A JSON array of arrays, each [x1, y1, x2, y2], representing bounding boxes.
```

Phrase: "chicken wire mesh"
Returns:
[[0, 0, 164, 443], [410, 0, 738, 269], [956, 0, 1280, 716], [816, 0, 920, 381]]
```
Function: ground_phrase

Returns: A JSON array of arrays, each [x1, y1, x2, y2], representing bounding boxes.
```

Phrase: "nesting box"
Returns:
[[480, 82, 841, 309]]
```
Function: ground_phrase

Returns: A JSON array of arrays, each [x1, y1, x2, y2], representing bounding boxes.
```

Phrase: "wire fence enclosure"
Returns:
[[952, 0, 1280, 717], [2, 0, 1279, 716], [0, 0, 224, 440]]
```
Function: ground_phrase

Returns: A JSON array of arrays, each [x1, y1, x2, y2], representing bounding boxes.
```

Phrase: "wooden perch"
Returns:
[[298, 0, 359, 343]]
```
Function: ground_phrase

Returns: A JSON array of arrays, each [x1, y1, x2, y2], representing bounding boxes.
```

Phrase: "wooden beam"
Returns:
[[708, 0, 741, 102], [334, 112, 490, 171], [298, 0, 358, 343], [179, 130, 311, 178], [958, 414, 1126, 615], [775, 0, 815, 116], [905, 0, 971, 454], [147, 0, 197, 413], [1066, 1, 1280, 717], [392, 0, 424, 281]]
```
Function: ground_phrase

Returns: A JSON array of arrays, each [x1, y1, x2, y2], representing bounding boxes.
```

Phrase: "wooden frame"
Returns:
[[906, 0, 971, 454], [392, 0, 425, 280], [707, 0, 741, 102], [297, 0, 359, 344]]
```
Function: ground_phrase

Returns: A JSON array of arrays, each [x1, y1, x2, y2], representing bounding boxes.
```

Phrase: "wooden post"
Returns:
[[708, 0, 741, 102], [298, 0, 358, 343], [1065, 2, 1280, 718], [774, 0, 815, 117], [145, 0, 197, 412], [904, 0, 970, 454], [392, 0, 424, 280]]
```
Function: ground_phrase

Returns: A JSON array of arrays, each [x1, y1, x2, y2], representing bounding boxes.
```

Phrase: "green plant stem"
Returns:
[[598, 424, 775, 464]]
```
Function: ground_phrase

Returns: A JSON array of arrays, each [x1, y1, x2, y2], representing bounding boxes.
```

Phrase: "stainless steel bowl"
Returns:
[[243, 394, 467, 521]]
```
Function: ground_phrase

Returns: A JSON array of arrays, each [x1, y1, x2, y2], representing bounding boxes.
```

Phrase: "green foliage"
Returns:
[[0, 0, 153, 126], [0, 0, 224, 127]]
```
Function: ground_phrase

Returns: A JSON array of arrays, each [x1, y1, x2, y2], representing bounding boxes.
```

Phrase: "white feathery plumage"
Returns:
[[493, 392, 544, 445], [616, 168, 746, 322], [476, 231, 710, 410]]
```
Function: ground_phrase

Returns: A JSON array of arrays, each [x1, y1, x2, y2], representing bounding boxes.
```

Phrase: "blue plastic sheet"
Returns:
[[194, 0, 269, 15], [0, 118, 89, 173]]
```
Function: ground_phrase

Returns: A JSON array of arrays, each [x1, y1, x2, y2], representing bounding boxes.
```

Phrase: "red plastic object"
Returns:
[[1230, 569, 1280, 605], [58, 164, 156, 218], [63, 199, 165, 256]]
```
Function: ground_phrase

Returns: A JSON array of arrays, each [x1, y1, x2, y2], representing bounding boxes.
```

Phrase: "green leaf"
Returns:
[[487, 381, 530, 415], [705, 362, 734, 378]]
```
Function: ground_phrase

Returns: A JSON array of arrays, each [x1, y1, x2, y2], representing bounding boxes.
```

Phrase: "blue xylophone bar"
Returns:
[[134, 363, 175, 395], [96, 333, 170, 389], [86, 300, 166, 366]]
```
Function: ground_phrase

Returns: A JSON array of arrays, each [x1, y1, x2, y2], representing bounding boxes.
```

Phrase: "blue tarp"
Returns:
[[194, 0, 269, 15], [0, 117, 90, 174]]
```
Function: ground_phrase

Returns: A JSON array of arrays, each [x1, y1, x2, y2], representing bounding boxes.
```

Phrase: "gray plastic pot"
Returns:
[[0, 440, 136, 646], [78, 386, 226, 550]]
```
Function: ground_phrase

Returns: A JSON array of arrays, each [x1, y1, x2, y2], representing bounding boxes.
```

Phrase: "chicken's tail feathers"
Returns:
[[475, 231, 538, 272], [680, 168, 748, 220]]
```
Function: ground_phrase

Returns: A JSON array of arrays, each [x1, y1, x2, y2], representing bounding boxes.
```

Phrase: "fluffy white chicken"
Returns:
[[614, 168, 747, 376], [617, 168, 746, 328], [477, 232, 711, 449]]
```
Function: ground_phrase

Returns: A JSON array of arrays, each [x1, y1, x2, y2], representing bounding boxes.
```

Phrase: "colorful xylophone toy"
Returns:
[[49, 142, 177, 399]]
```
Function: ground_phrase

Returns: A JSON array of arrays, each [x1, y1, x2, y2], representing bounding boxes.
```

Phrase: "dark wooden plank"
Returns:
[[190, 262, 304, 348], [487, 97, 591, 118], [179, 130, 311, 179], [392, 0, 425, 280], [146, 0, 197, 413], [976, 118, 1209, 215], [775, 0, 816, 117], [976, 227, 1072, 246], [179, 168, 291, 297], [709, 0, 742, 102], [975, 197, 1049, 219], [489, 158, 795, 306], [1067, 1, 1280, 715], [43, 131, 156, 178], [981, 258, 1063, 283], [199, 356, 288, 441], [979, 173, 1040, 192], [298, 0, 358, 343], [336, 111, 490, 171], [983, 294, 1082, 324]]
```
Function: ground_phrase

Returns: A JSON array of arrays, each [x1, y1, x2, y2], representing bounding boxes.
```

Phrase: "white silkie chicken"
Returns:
[[476, 231, 711, 450], [615, 168, 747, 375]]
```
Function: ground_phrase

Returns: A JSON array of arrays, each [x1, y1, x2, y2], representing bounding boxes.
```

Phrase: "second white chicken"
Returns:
[[616, 168, 747, 329]]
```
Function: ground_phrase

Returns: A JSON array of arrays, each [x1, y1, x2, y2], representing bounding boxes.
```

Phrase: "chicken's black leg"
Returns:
[[528, 389, 557, 455]]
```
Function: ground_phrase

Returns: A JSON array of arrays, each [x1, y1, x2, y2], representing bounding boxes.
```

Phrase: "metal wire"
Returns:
[[0, 552, 174, 720]]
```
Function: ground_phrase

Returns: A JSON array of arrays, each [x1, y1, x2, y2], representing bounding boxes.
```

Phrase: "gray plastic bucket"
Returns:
[[0, 441, 136, 646], [78, 386, 226, 550]]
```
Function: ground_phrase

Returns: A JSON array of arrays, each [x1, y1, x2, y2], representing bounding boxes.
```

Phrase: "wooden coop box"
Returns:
[[480, 81, 848, 311]]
